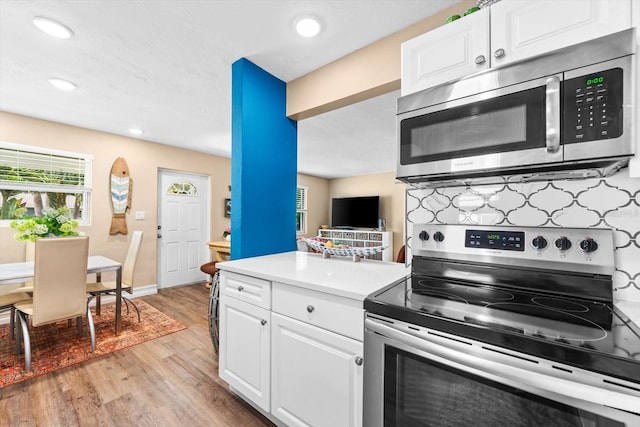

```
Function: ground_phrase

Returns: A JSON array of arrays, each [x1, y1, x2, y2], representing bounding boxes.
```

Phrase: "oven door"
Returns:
[[364, 316, 640, 427], [396, 73, 563, 180]]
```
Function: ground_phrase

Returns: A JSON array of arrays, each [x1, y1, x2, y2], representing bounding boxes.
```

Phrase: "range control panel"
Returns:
[[563, 67, 623, 144], [413, 224, 614, 274], [465, 229, 525, 251]]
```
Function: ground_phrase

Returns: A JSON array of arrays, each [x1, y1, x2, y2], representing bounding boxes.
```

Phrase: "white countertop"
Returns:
[[217, 251, 410, 301]]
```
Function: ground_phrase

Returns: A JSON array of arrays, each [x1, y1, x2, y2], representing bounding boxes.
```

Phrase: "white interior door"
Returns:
[[158, 169, 210, 288]]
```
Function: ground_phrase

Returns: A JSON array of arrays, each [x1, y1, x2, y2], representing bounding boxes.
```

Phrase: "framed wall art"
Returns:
[[224, 198, 231, 218]]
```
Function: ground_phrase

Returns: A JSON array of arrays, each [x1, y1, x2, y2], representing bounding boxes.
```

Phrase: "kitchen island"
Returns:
[[217, 251, 409, 427]]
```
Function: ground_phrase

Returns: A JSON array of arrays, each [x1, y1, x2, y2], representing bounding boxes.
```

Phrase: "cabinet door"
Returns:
[[401, 7, 490, 96], [219, 296, 270, 411], [271, 313, 363, 427], [491, 0, 631, 67]]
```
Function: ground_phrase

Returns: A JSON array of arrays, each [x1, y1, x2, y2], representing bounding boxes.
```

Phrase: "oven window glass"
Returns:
[[384, 347, 623, 427], [400, 86, 546, 165]]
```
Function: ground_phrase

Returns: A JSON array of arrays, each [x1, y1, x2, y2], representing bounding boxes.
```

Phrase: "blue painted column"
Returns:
[[231, 58, 298, 259]]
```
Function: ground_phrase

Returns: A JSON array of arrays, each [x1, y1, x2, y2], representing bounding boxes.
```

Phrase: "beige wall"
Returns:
[[2, 1, 468, 271], [287, 0, 476, 120], [328, 172, 406, 258], [288, 2, 477, 254], [0, 112, 335, 284], [0, 112, 403, 270], [0, 111, 232, 287], [297, 173, 330, 238]]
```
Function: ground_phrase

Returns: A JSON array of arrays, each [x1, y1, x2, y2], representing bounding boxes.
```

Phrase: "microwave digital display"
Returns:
[[586, 76, 605, 86]]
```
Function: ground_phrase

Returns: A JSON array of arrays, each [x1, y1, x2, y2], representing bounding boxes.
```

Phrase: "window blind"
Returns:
[[0, 147, 89, 190], [296, 187, 306, 210]]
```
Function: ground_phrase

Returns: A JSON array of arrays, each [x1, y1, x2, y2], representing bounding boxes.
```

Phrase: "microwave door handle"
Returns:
[[545, 76, 561, 153]]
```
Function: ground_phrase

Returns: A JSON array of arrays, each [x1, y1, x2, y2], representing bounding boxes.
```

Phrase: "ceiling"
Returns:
[[0, 0, 458, 179]]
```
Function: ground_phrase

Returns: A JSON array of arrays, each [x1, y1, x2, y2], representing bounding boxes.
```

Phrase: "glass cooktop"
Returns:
[[365, 276, 640, 385]]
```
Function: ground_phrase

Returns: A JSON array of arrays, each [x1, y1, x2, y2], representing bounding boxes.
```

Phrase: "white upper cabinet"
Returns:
[[401, 0, 631, 96], [401, 7, 490, 96], [491, 0, 632, 67]]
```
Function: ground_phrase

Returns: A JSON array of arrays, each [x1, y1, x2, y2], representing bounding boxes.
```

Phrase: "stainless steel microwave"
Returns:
[[397, 29, 636, 186]]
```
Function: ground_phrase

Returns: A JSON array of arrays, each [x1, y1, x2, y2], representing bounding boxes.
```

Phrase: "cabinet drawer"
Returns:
[[220, 271, 271, 309], [272, 282, 363, 341]]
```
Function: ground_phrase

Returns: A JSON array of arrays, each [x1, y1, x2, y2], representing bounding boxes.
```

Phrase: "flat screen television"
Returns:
[[331, 196, 379, 229]]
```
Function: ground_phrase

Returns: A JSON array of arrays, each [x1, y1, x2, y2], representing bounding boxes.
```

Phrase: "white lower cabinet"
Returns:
[[219, 271, 365, 426], [219, 294, 271, 411], [271, 312, 363, 427]]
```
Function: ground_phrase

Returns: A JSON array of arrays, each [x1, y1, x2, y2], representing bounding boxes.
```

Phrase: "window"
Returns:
[[167, 180, 199, 195], [296, 186, 308, 234], [0, 141, 92, 223]]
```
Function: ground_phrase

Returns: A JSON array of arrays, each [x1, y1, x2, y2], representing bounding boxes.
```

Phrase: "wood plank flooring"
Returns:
[[0, 284, 275, 427]]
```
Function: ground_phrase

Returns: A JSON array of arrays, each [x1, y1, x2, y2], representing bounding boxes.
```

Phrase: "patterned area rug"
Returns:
[[0, 300, 187, 388]]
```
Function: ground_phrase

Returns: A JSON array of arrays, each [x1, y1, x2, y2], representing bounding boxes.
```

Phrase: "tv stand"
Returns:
[[317, 229, 393, 262]]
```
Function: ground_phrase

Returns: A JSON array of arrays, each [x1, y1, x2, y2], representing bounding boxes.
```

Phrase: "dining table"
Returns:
[[0, 255, 124, 335], [208, 240, 231, 262]]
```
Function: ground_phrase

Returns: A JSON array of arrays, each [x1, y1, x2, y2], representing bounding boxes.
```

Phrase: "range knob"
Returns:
[[554, 236, 572, 251], [579, 238, 598, 253], [531, 235, 548, 250], [433, 231, 445, 243], [418, 230, 430, 241]]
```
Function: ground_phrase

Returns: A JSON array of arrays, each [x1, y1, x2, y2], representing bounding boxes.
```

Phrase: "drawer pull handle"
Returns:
[[306, 305, 315, 313], [474, 54, 486, 65], [261, 319, 267, 326], [494, 48, 505, 59], [237, 285, 244, 292], [355, 357, 363, 366]]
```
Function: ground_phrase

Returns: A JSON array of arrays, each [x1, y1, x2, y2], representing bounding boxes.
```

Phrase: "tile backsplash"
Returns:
[[406, 169, 640, 302]]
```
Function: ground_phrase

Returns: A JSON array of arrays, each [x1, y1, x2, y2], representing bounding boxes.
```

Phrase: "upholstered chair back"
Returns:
[[32, 236, 89, 327]]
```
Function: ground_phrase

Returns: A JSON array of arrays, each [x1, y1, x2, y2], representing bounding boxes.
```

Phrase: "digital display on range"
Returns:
[[465, 230, 525, 251]]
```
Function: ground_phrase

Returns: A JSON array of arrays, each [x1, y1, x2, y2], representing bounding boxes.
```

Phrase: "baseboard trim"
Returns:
[[0, 284, 158, 325]]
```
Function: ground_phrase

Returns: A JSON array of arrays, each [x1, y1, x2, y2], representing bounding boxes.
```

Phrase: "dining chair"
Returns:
[[14, 236, 94, 371], [87, 230, 143, 322], [7, 241, 36, 296], [0, 291, 32, 341]]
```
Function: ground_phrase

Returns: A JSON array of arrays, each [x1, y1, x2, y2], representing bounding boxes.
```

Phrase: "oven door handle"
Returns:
[[365, 318, 640, 414]]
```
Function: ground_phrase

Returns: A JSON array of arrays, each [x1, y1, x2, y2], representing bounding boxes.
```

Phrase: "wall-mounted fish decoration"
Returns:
[[110, 157, 132, 235]]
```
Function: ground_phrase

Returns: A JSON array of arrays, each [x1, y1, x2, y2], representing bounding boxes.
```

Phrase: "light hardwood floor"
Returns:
[[0, 284, 275, 427]]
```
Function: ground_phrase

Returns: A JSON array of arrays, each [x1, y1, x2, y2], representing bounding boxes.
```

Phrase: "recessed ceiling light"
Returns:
[[128, 128, 144, 135], [33, 16, 74, 39], [48, 78, 77, 91], [294, 15, 321, 38]]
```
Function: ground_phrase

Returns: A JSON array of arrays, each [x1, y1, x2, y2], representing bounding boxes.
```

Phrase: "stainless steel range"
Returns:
[[364, 224, 640, 426]]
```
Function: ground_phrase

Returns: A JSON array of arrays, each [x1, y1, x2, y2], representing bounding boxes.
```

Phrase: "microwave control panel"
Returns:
[[563, 67, 623, 144]]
